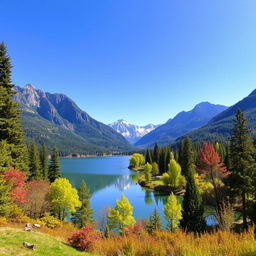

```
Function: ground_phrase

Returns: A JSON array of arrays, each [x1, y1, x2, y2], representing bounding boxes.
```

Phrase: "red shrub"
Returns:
[[4, 167, 27, 204], [123, 220, 146, 236], [68, 224, 101, 252]]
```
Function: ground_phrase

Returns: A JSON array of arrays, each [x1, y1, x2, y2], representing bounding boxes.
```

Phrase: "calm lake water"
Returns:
[[61, 156, 215, 227]]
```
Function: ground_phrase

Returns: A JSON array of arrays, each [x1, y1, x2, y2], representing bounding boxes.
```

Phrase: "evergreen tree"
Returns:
[[229, 109, 256, 230], [28, 140, 42, 180], [0, 175, 12, 217], [145, 149, 152, 164], [39, 143, 49, 180], [0, 42, 28, 172], [147, 208, 162, 234], [72, 180, 94, 228], [159, 149, 166, 175], [180, 169, 206, 233], [180, 137, 195, 178], [48, 147, 61, 182], [153, 143, 159, 164]]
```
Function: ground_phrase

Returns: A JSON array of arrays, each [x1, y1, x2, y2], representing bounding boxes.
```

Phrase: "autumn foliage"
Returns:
[[4, 167, 27, 204], [68, 224, 101, 252]]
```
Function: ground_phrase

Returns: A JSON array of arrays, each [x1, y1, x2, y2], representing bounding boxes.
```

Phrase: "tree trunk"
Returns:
[[242, 190, 248, 230]]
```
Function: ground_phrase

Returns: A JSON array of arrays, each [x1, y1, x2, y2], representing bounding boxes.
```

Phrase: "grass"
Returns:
[[0, 227, 93, 256]]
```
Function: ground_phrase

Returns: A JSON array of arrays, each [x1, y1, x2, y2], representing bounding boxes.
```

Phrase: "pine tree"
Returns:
[[39, 143, 49, 180], [48, 147, 61, 182], [72, 180, 94, 228], [159, 149, 166, 175], [0, 42, 28, 172], [0, 175, 12, 217], [153, 143, 159, 164], [180, 137, 195, 178], [145, 149, 152, 164], [229, 109, 256, 230], [180, 169, 206, 233], [147, 208, 162, 234], [28, 140, 42, 180]]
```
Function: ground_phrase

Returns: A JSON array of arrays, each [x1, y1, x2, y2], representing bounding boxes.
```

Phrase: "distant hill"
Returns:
[[176, 89, 256, 143], [109, 119, 159, 144], [14, 84, 132, 154], [135, 102, 227, 148]]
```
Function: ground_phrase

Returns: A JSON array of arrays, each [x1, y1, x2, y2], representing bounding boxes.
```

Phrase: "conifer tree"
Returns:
[[180, 137, 195, 178], [28, 140, 42, 180], [153, 143, 159, 164], [0, 42, 28, 172], [48, 147, 61, 182], [39, 143, 49, 180], [180, 169, 206, 233], [145, 149, 152, 164], [0, 175, 11, 217], [229, 109, 256, 230], [147, 208, 162, 234], [159, 149, 166, 174], [72, 180, 94, 228], [165, 147, 171, 171]]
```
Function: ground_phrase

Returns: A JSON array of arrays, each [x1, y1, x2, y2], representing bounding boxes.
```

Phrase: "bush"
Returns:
[[0, 217, 8, 226], [68, 224, 101, 252], [9, 204, 32, 223], [40, 213, 62, 228]]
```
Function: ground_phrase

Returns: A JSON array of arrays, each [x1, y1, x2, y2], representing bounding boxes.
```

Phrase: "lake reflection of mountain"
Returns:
[[114, 175, 135, 191]]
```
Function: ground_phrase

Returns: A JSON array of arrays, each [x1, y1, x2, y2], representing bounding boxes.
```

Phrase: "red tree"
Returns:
[[197, 142, 229, 224], [4, 167, 28, 204], [68, 224, 101, 252]]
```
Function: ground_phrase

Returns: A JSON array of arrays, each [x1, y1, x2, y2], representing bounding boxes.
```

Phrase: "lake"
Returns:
[[61, 155, 215, 227]]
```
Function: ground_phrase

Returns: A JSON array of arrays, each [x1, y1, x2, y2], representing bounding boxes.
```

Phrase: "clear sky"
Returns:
[[1, 0, 256, 126]]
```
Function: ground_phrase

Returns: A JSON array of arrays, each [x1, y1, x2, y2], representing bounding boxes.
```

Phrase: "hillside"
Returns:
[[0, 228, 92, 256], [14, 84, 132, 153], [109, 119, 159, 144], [176, 89, 256, 143], [135, 102, 227, 148]]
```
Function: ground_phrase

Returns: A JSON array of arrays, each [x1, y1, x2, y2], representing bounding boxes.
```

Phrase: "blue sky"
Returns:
[[1, 0, 256, 125]]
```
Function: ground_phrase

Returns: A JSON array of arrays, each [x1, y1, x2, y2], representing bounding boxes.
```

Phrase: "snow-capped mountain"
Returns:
[[109, 119, 159, 144]]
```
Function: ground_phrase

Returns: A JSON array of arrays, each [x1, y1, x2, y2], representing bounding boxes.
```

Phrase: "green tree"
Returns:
[[179, 137, 195, 178], [0, 175, 12, 217], [159, 149, 167, 175], [48, 147, 61, 182], [129, 153, 145, 168], [153, 143, 159, 163], [164, 193, 182, 232], [72, 180, 94, 228], [107, 194, 136, 233], [49, 178, 81, 221], [39, 143, 49, 180], [152, 162, 159, 176], [180, 170, 206, 233], [0, 140, 12, 171], [147, 208, 162, 234], [145, 149, 152, 164], [28, 140, 42, 180], [229, 110, 256, 230], [0, 42, 28, 172], [144, 163, 152, 182]]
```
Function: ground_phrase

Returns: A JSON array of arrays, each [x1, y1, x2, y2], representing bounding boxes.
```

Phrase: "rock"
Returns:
[[33, 223, 41, 228], [23, 242, 36, 250], [24, 227, 32, 232]]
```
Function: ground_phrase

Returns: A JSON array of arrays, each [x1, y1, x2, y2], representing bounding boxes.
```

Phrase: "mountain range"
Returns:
[[14, 84, 132, 154], [135, 102, 228, 148], [176, 89, 256, 144], [109, 120, 159, 144]]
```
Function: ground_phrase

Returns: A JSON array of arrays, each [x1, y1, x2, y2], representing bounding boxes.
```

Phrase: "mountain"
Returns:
[[176, 89, 256, 143], [135, 102, 228, 148], [14, 84, 132, 154], [109, 119, 159, 144]]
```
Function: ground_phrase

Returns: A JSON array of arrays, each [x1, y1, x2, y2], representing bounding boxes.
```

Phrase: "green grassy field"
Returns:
[[0, 228, 93, 256]]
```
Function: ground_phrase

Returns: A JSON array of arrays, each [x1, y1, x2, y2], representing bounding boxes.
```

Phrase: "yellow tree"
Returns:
[[107, 194, 136, 233], [144, 163, 152, 182], [164, 193, 182, 231], [49, 178, 81, 220]]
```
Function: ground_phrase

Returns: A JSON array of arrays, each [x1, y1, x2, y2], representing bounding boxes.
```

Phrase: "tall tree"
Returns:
[[164, 193, 182, 232], [159, 149, 166, 175], [153, 143, 159, 164], [145, 149, 152, 164], [144, 163, 152, 183], [28, 140, 42, 180], [229, 109, 256, 230], [180, 169, 205, 233], [180, 137, 195, 178], [48, 147, 61, 182], [72, 180, 94, 228], [0, 174, 11, 217], [197, 142, 227, 225], [0, 42, 28, 172], [39, 143, 49, 180]]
